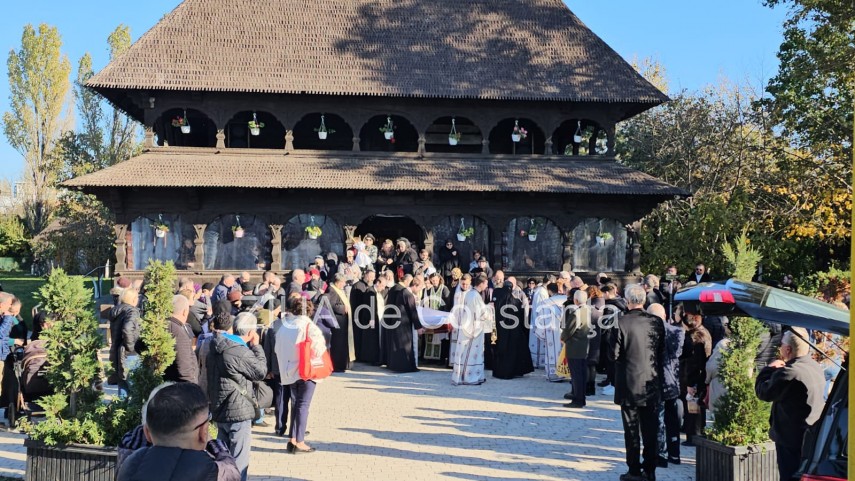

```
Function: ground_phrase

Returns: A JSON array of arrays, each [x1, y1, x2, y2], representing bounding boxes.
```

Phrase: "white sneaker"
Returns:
[[602, 385, 615, 396]]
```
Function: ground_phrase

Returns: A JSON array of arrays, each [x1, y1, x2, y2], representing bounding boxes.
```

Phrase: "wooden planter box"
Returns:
[[25, 438, 117, 481], [695, 436, 778, 481]]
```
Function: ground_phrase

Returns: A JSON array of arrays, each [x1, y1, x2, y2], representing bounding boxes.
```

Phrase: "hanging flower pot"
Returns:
[[511, 133, 521, 142], [384, 131, 394, 140], [596, 235, 605, 246], [233, 227, 245, 239], [248, 120, 264, 137], [154, 223, 169, 238], [314, 116, 335, 140], [306, 225, 322, 240], [448, 119, 461, 146], [457, 226, 474, 242], [573, 120, 583, 144], [528, 234, 538, 242], [456, 233, 466, 242], [380, 116, 395, 141], [448, 135, 460, 146], [173, 111, 191, 134]]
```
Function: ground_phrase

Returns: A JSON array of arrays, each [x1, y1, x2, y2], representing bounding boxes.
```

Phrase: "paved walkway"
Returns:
[[0, 365, 696, 480]]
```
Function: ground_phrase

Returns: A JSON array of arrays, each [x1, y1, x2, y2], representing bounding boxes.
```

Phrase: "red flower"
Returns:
[[390, 138, 396, 144]]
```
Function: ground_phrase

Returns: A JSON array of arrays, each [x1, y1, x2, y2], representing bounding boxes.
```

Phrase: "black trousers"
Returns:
[[568, 358, 587, 405], [621, 403, 659, 476], [775, 441, 801, 481], [288, 379, 316, 443], [270, 376, 290, 435], [662, 398, 682, 460]]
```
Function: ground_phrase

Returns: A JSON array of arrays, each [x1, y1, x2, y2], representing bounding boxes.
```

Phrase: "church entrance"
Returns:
[[355, 215, 425, 250]]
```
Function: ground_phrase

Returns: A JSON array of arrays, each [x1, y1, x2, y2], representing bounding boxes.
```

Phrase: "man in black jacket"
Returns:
[[755, 327, 826, 481], [612, 284, 665, 481], [118, 382, 240, 481], [164, 295, 199, 384], [207, 312, 267, 481]]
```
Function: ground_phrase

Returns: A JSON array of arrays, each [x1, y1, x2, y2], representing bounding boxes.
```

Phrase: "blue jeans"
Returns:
[[217, 420, 252, 481]]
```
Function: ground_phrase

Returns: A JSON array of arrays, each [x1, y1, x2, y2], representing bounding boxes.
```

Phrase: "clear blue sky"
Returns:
[[0, 0, 787, 181]]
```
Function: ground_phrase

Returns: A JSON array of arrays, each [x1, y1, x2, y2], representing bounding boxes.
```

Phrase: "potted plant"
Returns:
[[232, 224, 245, 239], [154, 222, 169, 238], [379, 116, 395, 141], [171, 116, 191, 134], [306, 225, 322, 240], [457, 226, 474, 242], [695, 232, 774, 481], [448, 132, 462, 146], [527, 218, 542, 241], [573, 120, 583, 144], [595, 231, 612, 246], [315, 126, 336, 140], [511, 125, 528, 143], [248, 120, 265, 136]]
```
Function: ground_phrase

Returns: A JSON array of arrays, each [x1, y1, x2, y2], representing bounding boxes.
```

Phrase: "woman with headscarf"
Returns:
[[438, 240, 460, 286], [376, 239, 396, 274], [393, 238, 418, 279]]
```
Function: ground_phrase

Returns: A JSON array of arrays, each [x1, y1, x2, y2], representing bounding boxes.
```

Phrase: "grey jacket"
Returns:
[[206, 334, 267, 423]]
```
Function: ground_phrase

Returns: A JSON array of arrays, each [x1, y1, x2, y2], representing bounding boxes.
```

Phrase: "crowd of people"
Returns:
[[0, 242, 842, 481]]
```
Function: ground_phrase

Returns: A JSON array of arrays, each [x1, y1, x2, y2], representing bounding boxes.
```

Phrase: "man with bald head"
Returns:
[[212, 275, 237, 303], [164, 295, 199, 383]]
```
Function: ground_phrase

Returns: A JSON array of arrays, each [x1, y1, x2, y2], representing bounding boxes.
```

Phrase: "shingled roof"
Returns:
[[63, 149, 686, 197], [87, 0, 667, 104]]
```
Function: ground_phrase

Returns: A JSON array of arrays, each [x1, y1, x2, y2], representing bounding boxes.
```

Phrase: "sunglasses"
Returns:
[[190, 411, 212, 432]]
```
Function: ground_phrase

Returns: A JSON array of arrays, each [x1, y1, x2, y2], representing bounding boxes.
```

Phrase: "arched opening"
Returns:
[[203, 214, 271, 270], [359, 115, 419, 152], [224, 111, 286, 149], [506, 216, 562, 272], [552, 119, 608, 156], [356, 215, 425, 253], [488, 118, 545, 155], [431, 216, 490, 271], [155, 108, 217, 147], [292, 113, 353, 151], [127, 214, 195, 270], [424, 116, 483, 154], [572, 218, 628, 272], [281, 215, 344, 271]]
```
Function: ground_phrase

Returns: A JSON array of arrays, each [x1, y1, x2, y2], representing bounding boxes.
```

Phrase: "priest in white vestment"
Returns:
[[528, 281, 549, 369], [452, 275, 491, 385], [447, 274, 472, 368], [533, 282, 567, 381]]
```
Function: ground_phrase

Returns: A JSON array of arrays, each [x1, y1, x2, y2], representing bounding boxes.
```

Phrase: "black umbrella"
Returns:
[[674, 279, 850, 337]]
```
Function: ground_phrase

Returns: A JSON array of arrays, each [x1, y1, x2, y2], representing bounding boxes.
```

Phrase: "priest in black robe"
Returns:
[[492, 279, 534, 379], [382, 275, 424, 372], [359, 276, 386, 365], [350, 268, 376, 362], [319, 273, 352, 372]]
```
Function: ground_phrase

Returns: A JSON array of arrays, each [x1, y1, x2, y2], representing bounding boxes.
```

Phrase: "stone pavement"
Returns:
[[0, 365, 697, 480]]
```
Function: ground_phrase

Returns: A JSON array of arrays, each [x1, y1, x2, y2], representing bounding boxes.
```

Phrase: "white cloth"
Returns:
[[528, 286, 549, 369], [275, 315, 327, 385], [534, 294, 567, 382], [353, 242, 373, 269], [451, 289, 490, 385], [417, 306, 451, 330]]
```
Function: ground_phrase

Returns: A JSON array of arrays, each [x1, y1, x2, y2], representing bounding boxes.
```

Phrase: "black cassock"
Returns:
[[382, 284, 422, 372], [321, 289, 351, 372], [358, 287, 384, 365], [491, 286, 534, 379], [350, 280, 370, 361]]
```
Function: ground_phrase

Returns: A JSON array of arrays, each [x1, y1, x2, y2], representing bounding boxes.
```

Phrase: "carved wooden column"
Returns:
[[193, 224, 207, 271], [352, 137, 361, 152], [606, 124, 617, 156], [216, 129, 226, 149], [561, 228, 574, 273], [269, 224, 284, 271], [285, 130, 294, 152], [544, 136, 553, 155], [113, 224, 128, 273], [423, 228, 435, 256], [417, 136, 426, 155], [343, 225, 358, 250], [481, 139, 490, 154], [143, 126, 155, 148]]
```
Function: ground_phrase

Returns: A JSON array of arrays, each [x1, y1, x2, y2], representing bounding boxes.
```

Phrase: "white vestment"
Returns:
[[451, 289, 490, 385], [534, 294, 567, 381], [528, 285, 549, 369], [447, 285, 470, 367]]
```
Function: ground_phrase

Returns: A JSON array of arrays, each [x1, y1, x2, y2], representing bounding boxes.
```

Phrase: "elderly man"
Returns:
[[612, 284, 664, 481], [212, 275, 237, 303], [755, 327, 826, 481], [643, 274, 664, 307], [562, 289, 590, 408], [164, 295, 199, 384], [117, 383, 240, 481], [207, 313, 266, 481], [288, 270, 306, 297], [318, 273, 353, 372]]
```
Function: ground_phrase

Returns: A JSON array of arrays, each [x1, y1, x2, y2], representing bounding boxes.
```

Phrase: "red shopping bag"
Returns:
[[298, 331, 333, 381]]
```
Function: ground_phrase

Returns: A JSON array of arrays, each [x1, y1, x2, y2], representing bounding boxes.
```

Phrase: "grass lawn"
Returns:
[[0, 271, 103, 330]]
